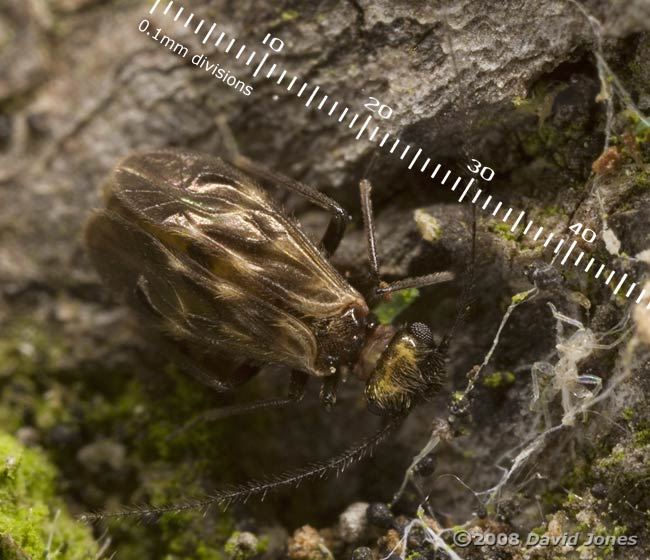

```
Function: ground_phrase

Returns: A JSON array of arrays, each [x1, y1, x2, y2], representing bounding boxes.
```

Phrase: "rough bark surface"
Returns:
[[1, 0, 649, 558]]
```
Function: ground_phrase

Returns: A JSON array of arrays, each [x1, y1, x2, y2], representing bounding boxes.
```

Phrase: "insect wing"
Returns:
[[85, 207, 319, 379], [106, 150, 363, 325]]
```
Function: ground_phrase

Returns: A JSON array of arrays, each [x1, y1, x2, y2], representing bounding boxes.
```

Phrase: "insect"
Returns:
[[83, 148, 466, 519]]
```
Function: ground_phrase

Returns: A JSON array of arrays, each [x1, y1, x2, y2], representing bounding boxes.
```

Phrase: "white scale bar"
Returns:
[[317, 95, 329, 110], [502, 208, 513, 222], [431, 164, 441, 179], [287, 76, 297, 90], [369, 127, 379, 141], [574, 252, 584, 267], [246, 52, 257, 65], [492, 201, 503, 216], [338, 107, 349, 122], [215, 32, 225, 47], [400, 145, 411, 159], [277, 70, 287, 84], [390, 139, 400, 153], [625, 283, 637, 298], [305, 86, 320, 107], [482, 195, 493, 210], [235, 45, 246, 59], [408, 148, 422, 169], [174, 6, 184, 20], [184, 13, 194, 26], [458, 180, 473, 202], [297, 83, 308, 97], [554, 239, 565, 253], [511, 211, 525, 232], [594, 264, 605, 278], [636, 289, 647, 304], [266, 64, 277, 78], [471, 188, 482, 204], [195, 20, 205, 34], [348, 114, 360, 128], [613, 274, 628, 295], [585, 258, 595, 272], [380, 133, 390, 147], [605, 270, 616, 285], [150, 0, 161, 14], [225, 38, 236, 52], [561, 241, 577, 264], [253, 53, 269, 76], [420, 158, 430, 172], [523, 221, 533, 235], [543, 233, 554, 247], [163, 1, 173, 14], [355, 116, 372, 140], [203, 23, 216, 44], [533, 227, 544, 241], [451, 177, 462, 191], [328, 101, 339, 116], [441, 170, 451, 184]]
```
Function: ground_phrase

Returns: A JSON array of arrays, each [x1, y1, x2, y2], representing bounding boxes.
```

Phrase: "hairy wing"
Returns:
[[85, 209, 319, 379], [104, 150, 362, 322]]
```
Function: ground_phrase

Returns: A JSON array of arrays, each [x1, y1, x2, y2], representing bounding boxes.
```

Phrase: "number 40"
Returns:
[[569, 222, 597, 243]]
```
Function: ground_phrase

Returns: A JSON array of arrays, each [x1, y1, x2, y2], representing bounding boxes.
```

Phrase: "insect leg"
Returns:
[[166, 371, 309, 440], [359, 179, 455, 296], [319, 372, 340, 410], [217, 117, 350, 256]]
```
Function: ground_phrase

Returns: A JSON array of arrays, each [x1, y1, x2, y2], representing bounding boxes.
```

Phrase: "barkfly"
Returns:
[[82, 146, 469, 521]]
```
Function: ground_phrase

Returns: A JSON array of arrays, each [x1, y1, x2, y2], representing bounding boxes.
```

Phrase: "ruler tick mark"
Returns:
[[625, 282, 637, 298], [150, 0, 161, 14], [613, 274, 628, 295], [305, 86, 320, 107], [356, 116, 372, 140], [595, 264, 605, 278], [482, 195, 493, 210], [431, 164, 441, 179], [420, 158, 430, 173], [202, 22, 216, 44], [511, 211, 525, 232], [471, 188, 482, 204], [194, 20, 205, 34], [409, 148, 422, 169], [163, 1, 173, 15], [253, 53, 268, 76], [492, 201, 503, 216], [174, 6, 183, 20]]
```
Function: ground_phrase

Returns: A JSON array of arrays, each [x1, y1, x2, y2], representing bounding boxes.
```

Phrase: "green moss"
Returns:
[[373, 288, 420, 325], [0, 432, 98, 560], [482, 370, 515, 389], [280, 10, 300, 22], [488, 221, 518, 242]]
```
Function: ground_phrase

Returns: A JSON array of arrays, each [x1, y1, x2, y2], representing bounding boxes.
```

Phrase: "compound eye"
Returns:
[[409, 322, 433, 345]]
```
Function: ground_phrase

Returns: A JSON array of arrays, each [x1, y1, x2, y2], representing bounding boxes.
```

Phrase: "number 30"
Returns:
[[467, 159, 495, 181]]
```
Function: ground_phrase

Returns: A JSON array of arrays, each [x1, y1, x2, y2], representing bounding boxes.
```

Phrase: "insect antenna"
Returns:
[[80, 417, 402, 523], [439, 205, 477, 353]]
